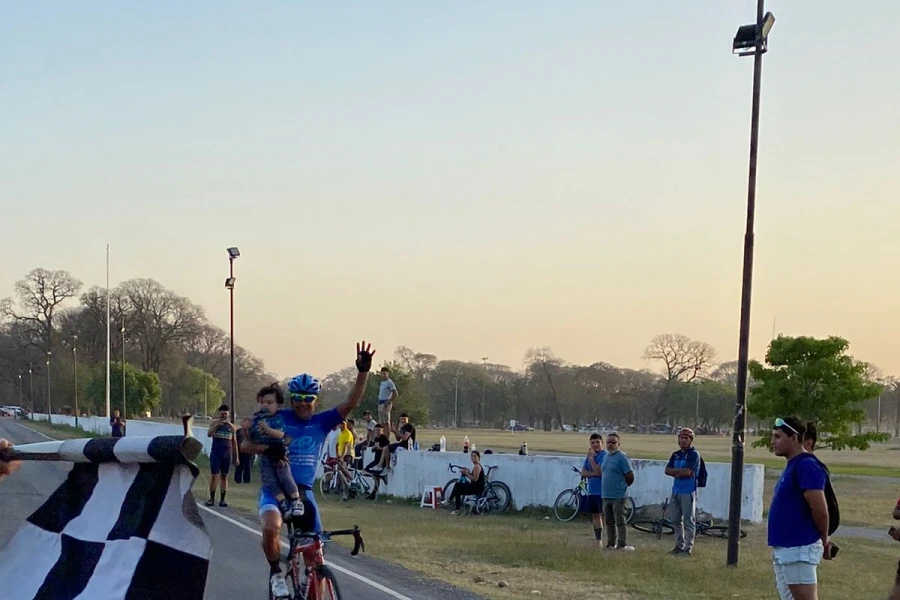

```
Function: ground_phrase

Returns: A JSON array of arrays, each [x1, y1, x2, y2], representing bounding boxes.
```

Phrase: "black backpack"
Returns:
[[794, 453, 840, 536], [697, 457, 708, 488]]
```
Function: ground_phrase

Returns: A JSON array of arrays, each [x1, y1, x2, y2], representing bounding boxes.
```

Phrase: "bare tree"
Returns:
[[643, 334, 717, 422], [1, 269, 82, 353], [395, 345, 438, 380], [118, 279, 205, 372]]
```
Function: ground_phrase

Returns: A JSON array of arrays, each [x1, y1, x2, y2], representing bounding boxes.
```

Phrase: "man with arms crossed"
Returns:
[[769, 417, 833, 600], [241, 341, 375, 600], [664, 427, 701, 557], [581, 433, 606, 547]]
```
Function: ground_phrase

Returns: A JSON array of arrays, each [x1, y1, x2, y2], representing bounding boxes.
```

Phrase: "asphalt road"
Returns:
[[0, 418, 483, 600]]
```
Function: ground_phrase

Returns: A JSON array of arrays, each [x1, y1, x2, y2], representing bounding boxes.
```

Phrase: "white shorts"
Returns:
[[772, 541, 824, 599]]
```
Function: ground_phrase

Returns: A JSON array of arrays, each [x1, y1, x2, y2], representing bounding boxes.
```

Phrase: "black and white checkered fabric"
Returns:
[[0, 436, 212, 600]]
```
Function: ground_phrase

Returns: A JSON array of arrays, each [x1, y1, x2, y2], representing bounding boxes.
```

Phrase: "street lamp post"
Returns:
[[121, 326, 127, 423], [17, 371, 22, 420], [453, 375, 459, 428], [46, 351, 52, 424], [481, 357, 489, 427], [72, 335, 79, 428], [29, 363, 34, 419], [726, 1, 776, 568], [226, 247, 240, 423]]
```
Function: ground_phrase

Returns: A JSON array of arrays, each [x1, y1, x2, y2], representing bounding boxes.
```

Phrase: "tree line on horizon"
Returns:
[[2, 267, 897, 450]]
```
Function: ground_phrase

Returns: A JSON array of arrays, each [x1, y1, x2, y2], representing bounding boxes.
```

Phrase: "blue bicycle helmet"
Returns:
[[288, 373, 321, 396]]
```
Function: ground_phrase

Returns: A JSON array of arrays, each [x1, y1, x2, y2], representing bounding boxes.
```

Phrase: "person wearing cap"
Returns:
[[664, 427, 701, 557]]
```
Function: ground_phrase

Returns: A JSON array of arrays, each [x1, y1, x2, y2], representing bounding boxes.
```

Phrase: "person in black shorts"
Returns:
[[206, 404, 239, 507], [581, 433, 607, 547]]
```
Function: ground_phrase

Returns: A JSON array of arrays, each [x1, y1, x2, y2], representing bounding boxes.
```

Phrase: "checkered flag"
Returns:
[[0, 431, 212, 600]]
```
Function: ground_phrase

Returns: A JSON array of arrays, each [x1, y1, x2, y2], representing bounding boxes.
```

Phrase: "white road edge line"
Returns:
[[196, 504, 414, 600], [4, 420, 55, 440], [4, 421, 413, 600]]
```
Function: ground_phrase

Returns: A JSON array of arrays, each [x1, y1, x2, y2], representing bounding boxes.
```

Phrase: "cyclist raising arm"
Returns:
[[240, 341, 374, 600], [0, 439, 22, 483]]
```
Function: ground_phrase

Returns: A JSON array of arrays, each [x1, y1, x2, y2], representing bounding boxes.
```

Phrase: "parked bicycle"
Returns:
[[553, 465, 636, 523], [273, 516, 365, 600], [630, 497, 747, 539], [442, 463, 512, 514], [318, 460, 383, 502]]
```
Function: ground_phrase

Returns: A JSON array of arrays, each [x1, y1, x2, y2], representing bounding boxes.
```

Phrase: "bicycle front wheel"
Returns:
[[631, 519, 675, 536], [487, 481, 512, 513], [307, 564, 342, 600], [700, 525, 747, 539], [318, 471, 339, 503], [553, 489, 580, 522], [442, 479, 458, 509]]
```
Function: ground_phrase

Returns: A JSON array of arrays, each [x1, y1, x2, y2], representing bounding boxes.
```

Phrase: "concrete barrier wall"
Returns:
[[27, 414, 765, 522]]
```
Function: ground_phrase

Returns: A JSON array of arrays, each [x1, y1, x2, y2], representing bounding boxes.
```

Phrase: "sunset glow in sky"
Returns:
[[2, 1, 897, 379]]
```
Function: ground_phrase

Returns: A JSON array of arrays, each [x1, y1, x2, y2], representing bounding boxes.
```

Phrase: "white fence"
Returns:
[[26, 414, 765, 522]]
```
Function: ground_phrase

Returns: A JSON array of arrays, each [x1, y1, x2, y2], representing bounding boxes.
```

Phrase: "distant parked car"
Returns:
[[0, 408, 13, 418]]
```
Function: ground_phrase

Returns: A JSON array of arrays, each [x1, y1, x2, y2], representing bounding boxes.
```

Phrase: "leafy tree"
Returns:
[[85, 361, 162, 418], [171, 365, 225, 417], [748, 335, 887, 450]]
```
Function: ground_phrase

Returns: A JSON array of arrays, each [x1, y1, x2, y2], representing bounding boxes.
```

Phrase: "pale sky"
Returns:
[[1, 1, 898, 380]]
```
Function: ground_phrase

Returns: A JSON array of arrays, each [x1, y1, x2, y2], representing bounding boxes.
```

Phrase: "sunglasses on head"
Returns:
[[774, 418, 799, 435], [290, 393, 317, 404]]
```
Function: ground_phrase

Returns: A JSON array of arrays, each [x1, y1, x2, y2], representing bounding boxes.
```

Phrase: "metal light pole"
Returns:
[[17, 371, 22, 419], [121, 326, 127, 422], [453, 375, 459, 428], [29, 363, 34, 419], [46, 351, 52, 424], [226, 247, 240, 423], [72, 335, 79, 427], [481, 357, 488, 427], [695, 381, 701, 430], [726, 1, 775, 567]]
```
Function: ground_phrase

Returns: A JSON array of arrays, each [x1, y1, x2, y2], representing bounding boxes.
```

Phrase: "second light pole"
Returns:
[[226, 247, 240, 423], [72, 335, 79, 428]]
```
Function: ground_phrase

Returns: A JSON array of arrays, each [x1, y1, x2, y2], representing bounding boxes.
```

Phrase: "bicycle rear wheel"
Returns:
[[700, 525, 746, 539], [623, 497, 636, 524], [487, 481, 512, 513], [631, 519, 675, 537], [307, 564, 342, 600], [553, 489, 580, 522]]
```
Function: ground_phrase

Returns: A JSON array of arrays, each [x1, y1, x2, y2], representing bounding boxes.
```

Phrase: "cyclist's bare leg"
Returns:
[[262, 510, 283, 567], [207, 474, 219, 504]]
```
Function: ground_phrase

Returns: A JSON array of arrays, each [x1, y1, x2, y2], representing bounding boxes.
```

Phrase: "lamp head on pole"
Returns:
[[732, 11, 775, 56], [227, 247, 241, 260], [225, 277, 237, 290]]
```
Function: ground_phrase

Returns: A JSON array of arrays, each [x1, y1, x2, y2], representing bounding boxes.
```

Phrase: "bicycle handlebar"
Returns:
[[449, 463, 497, 475], [326, 526, 366, 556], [571, 466, 580, 473]]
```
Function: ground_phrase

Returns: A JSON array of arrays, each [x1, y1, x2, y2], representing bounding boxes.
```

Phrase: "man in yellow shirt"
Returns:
[[336, 420, 356, 500]]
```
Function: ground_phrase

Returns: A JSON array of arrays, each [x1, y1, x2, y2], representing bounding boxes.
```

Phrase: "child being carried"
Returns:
[[252, 392, 305, 518]]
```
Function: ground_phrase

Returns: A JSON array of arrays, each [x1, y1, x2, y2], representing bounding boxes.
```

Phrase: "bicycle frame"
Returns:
[[284, 521, 365, 598]]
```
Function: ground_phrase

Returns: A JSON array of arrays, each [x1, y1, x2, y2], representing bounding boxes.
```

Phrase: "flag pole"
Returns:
[[105, 244, 111, 420]]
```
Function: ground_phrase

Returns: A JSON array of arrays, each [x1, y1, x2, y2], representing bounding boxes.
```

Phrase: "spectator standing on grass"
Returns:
[[581, 433, 606, 547], [664, 427, 701, 557], [234, 417, 255, 484], [601, 433, 635, 551], [110, 410, 126, 438], [769, 417, 833, 600], [206, 404, 239, 507], [378, 367, 398, 432]]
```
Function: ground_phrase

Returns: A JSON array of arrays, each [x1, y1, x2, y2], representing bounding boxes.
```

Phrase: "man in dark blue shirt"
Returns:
[[580, 433, 606, 547], [664, 427, 701, 556], [769, 416, 832, 599]]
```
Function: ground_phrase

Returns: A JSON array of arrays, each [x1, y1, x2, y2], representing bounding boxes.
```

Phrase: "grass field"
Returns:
[[14, 419, 900, 599], [194, 464, 899, 600]]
